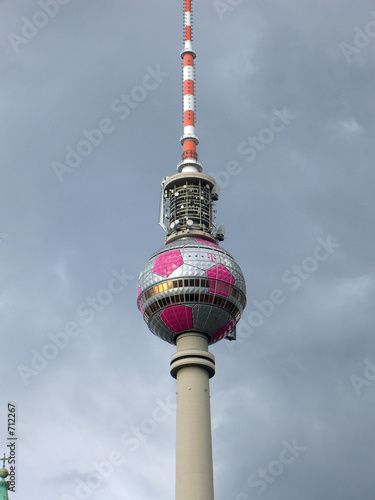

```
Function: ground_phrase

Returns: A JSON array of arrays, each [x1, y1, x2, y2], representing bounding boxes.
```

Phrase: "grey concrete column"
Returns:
[[170, 333, 215, 500]]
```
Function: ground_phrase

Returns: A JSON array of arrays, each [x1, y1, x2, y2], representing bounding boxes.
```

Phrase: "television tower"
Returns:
[[137, 2, 247, 499]]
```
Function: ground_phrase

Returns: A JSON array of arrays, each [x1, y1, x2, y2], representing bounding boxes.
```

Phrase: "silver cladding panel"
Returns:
[[137, 237, 247, 345]]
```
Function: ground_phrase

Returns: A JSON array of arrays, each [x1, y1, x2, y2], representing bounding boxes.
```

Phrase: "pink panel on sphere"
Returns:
[[206, 264, 235, 297], [153, 249, 183, 277], [136, 286, 144, 314], [212, 319, 235, 343], [160, 305, 193, 333], [195, 238, 221, 249]]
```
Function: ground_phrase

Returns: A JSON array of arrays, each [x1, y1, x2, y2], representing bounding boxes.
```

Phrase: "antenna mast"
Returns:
[[179, 0, 201, 172]]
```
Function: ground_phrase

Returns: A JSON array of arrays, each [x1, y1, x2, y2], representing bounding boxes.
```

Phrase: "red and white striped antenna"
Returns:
[[178, 0, 202, 173]]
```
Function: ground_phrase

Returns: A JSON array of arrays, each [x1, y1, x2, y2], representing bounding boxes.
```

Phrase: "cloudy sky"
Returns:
[[1, 0, 375, 499]]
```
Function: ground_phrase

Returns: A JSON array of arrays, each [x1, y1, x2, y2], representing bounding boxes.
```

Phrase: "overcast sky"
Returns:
[[1, 1, 375, 499]]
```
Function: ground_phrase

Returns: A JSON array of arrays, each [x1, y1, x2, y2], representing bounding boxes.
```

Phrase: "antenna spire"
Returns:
[[1, 455, 8, 469], [178, 0, 201, 173]]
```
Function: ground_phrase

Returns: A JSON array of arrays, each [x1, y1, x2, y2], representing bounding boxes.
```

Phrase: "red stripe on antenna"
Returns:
[[183, 81, 194, 95], [183, 54, 194, 67]]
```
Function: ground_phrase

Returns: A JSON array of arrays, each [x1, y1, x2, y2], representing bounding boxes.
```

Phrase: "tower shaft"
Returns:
[[171, 333, 215, 500]]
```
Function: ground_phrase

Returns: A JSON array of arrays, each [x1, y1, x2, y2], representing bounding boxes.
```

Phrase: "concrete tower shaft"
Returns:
[[171, 333, 215, 500]]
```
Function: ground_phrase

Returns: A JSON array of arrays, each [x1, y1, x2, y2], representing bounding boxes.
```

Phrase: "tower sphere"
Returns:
[[137, 237, 246, 345]]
